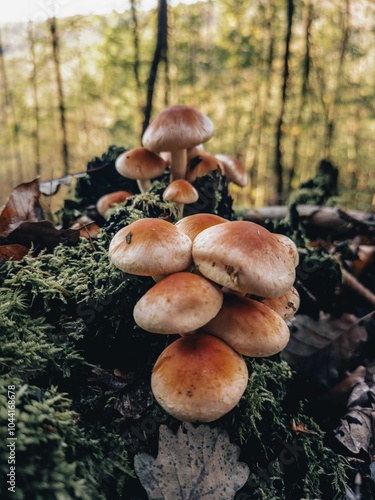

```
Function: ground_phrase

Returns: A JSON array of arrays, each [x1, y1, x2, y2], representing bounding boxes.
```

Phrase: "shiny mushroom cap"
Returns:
[[186, 153, 224, 183], [192, 221, 296, 297], [175, 213, 229, 242], [162, 179, 199, 205], [115, 147, 167, 192], [96, 190, 133, 217], [109, 218, 192, 276], [202, 293, 290, 357], [151, 332, 249, 422], [142, 105, 214, 153], [215, 154, 248, 187], [133, 272, 223, 334]]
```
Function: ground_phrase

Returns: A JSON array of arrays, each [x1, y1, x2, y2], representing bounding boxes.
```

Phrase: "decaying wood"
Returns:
[[243, 205, 375, 239]]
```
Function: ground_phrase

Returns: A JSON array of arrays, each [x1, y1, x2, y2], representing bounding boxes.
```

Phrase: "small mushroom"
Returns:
[[162, 179, 199, 218], [185, 153, 224, 183], [115, 147, 167, 193], [192, 221, 296, 297], [151, 332, 249, 422], [96, 190, 134, 218], [175, 213, 229, 242], [202, 293, 290, 357], [259, 286, 300, 320], [109, 218, 192, 276], [133, 272, 223, 334], [142, 105, 214, 181], [215, 154, 248, 187]]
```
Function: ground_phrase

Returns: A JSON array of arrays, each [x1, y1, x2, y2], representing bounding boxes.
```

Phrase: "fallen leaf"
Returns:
[[134, 423, 249, 499], [0, 179, 43, 237], [335, 363, 375, 458], [0, 244, 29, 261], [284, 313, 369, 387], [6, 220, 79, 250], [292, 419, 318, 435]]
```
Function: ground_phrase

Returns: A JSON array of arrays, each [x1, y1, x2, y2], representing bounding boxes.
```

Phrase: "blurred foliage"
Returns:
[[0, 0, 374, 210]]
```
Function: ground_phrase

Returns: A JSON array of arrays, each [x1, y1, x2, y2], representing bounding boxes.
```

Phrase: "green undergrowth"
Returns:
[[0, 152, 349, 499]]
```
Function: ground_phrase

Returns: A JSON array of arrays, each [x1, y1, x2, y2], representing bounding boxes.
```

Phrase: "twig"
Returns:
[[341, 268, 375, 308]]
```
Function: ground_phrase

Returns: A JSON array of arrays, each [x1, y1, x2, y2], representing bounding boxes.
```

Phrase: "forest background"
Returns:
[[0, 0, 374, 211]]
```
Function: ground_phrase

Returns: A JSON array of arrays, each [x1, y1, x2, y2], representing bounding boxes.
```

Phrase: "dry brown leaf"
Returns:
[[0, 244, 29, 261], [0, 179, 43, 237], [284, 313, 369, 387], [292, 419, 318, 435], [134, 423, 249, 499]]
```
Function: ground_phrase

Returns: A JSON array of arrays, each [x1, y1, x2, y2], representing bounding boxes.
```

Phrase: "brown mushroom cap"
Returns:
[[133, 272, 223, 334], [96, 190, 134, 217], [142, 105, 214, 153], [273, 234, 299, 267], [259, 286, 300, 320], [115, 147, 167, 180], [175, 213, 229, 242], [109, 218, 192, 276], [162, 179, 199, 205], [186, 153, 224, 183], [151, 332, 249, 422], [215, 154, 248, 187], [202, 293, 290, 357], [192, 221, 296, 297]]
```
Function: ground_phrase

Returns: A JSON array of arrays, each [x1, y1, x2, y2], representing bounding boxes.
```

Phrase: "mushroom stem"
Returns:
[[137, 179, 151, 193], [175, 202, 184, 219], [170, 149, 187, 181]]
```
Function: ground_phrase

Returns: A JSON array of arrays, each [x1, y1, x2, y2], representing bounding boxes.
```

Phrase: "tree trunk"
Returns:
[[130, 0, 142, 103], [0, 28, 23, 185], [252, 0, 275, 207], [27, 22, 42, 177], [141, 0, 168, 136], [324, 0, 350, 157], [288, 0, 313, 189], [274, 0, 294, 203], [48, 16, 70, 175]]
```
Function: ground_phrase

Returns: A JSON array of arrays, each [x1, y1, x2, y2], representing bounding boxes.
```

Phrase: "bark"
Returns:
[[288, 0, 313, 189], [27, 22, 41, 177], [243, 205, 375, 240], [130, 0, 142, 100], [324, 0, 351, 157], [48, 16, 70, 175], [252, 0, 275, 207], [0, 28, 23, 184], [141, 0, 168, 136], [274, 0, 294, 203]]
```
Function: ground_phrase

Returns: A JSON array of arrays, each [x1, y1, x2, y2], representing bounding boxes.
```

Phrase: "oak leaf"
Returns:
[[134, 423, 249, 499]]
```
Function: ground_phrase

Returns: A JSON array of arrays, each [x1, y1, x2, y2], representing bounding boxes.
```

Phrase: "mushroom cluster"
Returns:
[[109, 213, 300, 423], [114, 105, 248, 218]]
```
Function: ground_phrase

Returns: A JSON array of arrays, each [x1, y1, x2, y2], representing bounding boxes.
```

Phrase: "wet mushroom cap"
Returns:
[[192, 221, 296, 297], [186, 153, 224, 183], [162, 179, 199, 205], [273, 234, 299, 267], [215, 154, 248, 187], [175, 213, 229, 242], [260, 286, 300, 320], [202, 293, 290, 357], [96, 190, 133, 217], [115, 147, 167, 180], [133, 272, 223, 334], [142, 105, 214, 153], [109, 218, 192, 276], [151, 332, 249, 422]]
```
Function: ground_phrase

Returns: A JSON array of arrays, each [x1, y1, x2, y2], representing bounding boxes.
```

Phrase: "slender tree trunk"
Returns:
[[252, 0, 275, 207], [274, 0, 294, 203], [27, 22, 42, 177], [288, 0, 313, 189], [130, 0, 142, 101], [0, 29, 23, 185], [141, 0, 168, 136], [324, 0, 350, 157], [48, 16, 70, 175]]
